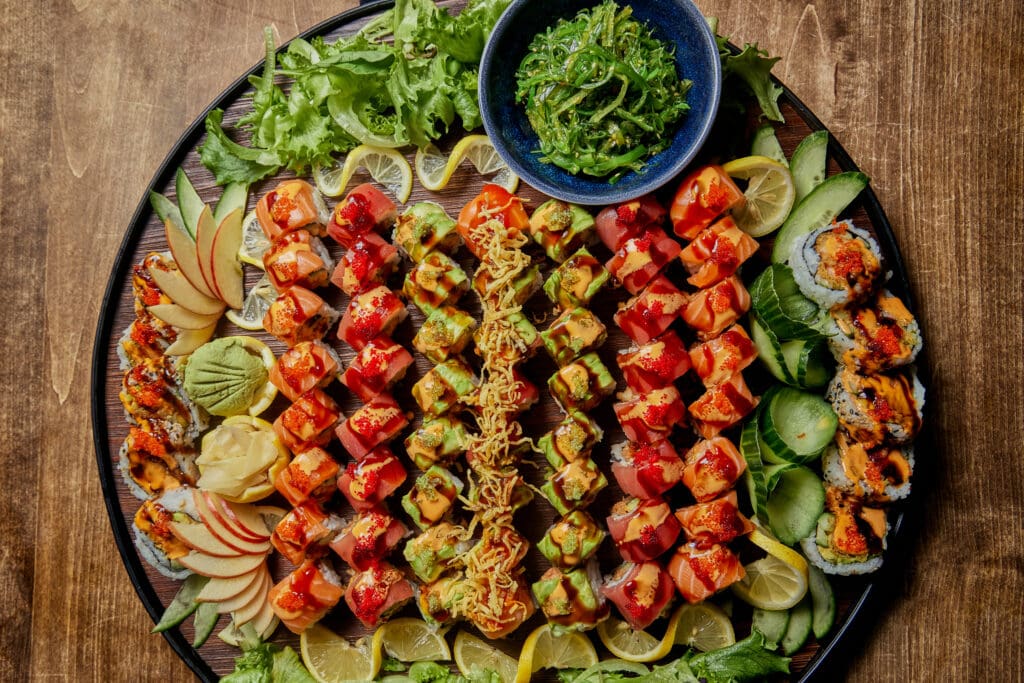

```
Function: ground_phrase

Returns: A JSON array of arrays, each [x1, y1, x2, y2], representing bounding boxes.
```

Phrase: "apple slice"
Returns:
[[164, 323, 217, 356], [247, 591, 279, 639], [196, 567, 263, 603], [202, 491, 270, 543], [215, 495, 274, 542], [147, 303, 223, 330], [193, 490, 270, 550], [195, 205, 222, 301], [226, 567, 271, 620], [177, 549, 267, 578], [164, 217, 216, 299], [209, 207, 245, 310], [216, 566, 269, 614], [147, 254, 224, 315], [169, 520, 245, 558]]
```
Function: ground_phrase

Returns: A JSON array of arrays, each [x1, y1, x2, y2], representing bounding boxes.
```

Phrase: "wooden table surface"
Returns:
[[2, 0, 1021, 680]]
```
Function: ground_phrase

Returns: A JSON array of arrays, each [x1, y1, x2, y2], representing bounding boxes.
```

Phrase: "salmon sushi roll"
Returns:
[[667, 542, 745, 603], [681, 276, 751, 341], [270, 500, 341, 566], [688, 372, 758, 439], [274, 446, 340, 506], [263, 230, 334, 291], [789, 220, 883, 309], [681, 436, 747, 503], [674, 491, 754, 549], [256, 179, 329, 241], [679, 215, 759, 289], [272, 387, 340, 452], [268, 559, 345, 634], [269, 340, 341, 403], [345, 562, 416, 629], [263, 286, 340, 347], [688, 324, 757, 389]]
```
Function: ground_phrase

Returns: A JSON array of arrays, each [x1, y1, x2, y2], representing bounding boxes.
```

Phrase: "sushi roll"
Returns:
[[326, 183, 398, 248], [825, 289, 922, 373], [601, 561, 676, 631], [337, 446, 408, 511], [826, 365, 925, 447], [403, 522, 472, 583], [268, 340, 342, 403], [667, 543, 745, 604], [330, 508, 409, 571], [331, 232, 399, 297], [800, 486, 888, 575], [263, 230, 334, 291], [789, 220, 884, 309], [268, 558, 345, 634], [822, 431, 914, 501], [270, 500, 341, 566], [131, 486, 199, 580], [531, 564, 610, 632], [256, 179, 330, 241], [537, 511, 606, 569], [606, 497, 682, 563], [263, 286, 340, 347], [274, 446, 339, 507], [674, 491, 754, 549]]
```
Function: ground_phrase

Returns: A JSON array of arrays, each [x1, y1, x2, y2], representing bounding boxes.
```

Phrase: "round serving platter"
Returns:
[[92, 1, 924, 680]]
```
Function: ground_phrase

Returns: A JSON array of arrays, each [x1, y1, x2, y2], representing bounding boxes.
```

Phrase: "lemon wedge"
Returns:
[[300, 624, 382, 683], [414, 135, 519, 193], [515, 624, 598, 681], [747, 527, 810, 579], [380, 618, 451, 663], [672, 603, 735, 652], [596, 617, 673, 663], [237, 210, 270, 269], [722, 155, 796, 237], [225, 274, 278, 332], [453, 630, 518, 683], [314, 145, 413, 203]]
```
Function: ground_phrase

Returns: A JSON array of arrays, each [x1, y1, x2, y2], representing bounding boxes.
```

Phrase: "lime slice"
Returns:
[[516, 624, 598, 681], [595, 617, 673, 663], [453, 630, 518, 683], [732, 554, 808, 610], [315, 145, 413, 203], [225, 274, 277, 332], [380, 617, 451, 663], [414, 135, 519, 193], [747, 527, 810, 579], [672, 603, 736, 652], [722, 155, 796, 237], [300, 624, 382, 683], [238, 210, 270, 268]]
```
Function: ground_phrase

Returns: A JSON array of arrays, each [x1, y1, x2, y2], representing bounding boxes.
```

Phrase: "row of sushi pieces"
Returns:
[[773, 217, 925, 575], [592, 181, 764, 633]]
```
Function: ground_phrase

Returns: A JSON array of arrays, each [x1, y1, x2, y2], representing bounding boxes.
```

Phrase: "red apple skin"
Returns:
[[146, 256, 225, 315], [209, 207, 245, 310], [195, 205, 223, 301], [195, 489, 269, 547], [169, 520, 245, 558], [164, 217, 217, 299]]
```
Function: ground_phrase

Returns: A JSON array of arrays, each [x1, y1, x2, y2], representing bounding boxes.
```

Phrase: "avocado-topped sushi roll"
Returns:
[[826, 366, 925, 447], [528, 199, 596, 263], [801, 486, 888, 575], [532, 565, 609, 631], [790, 220, 884, 309], [393, 201, 460, 263], [537, 510, 606, 569], [825, 289, 922, 373]]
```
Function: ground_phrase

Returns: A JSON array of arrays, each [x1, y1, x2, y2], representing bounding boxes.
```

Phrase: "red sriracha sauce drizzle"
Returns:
[[340, 192, 376, 235]]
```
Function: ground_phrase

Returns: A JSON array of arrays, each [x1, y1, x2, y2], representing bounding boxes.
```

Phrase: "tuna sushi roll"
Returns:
[[825, 289, 922, 373], [610, 439, 686, 500], [337, 445, 408, 510], [789, 220, 884, 309], [826, 366, 925, 447], [330, 508, 409, 571], [601, 561, 676, 631], [822, 431, 914, 501], [800, 486, 888, 575]]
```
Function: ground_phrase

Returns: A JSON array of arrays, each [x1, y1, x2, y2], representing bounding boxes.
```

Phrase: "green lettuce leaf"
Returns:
[[688, 632, 791, 682]]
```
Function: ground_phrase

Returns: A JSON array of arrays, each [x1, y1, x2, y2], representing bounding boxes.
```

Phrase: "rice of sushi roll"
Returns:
[[800, 486, 888, 575], [826, 365, 925, 448], [822, 431, 914, 501], [824, 289, 922, 373], [131, 486, 200, 580], [790, 220, 884, 309]]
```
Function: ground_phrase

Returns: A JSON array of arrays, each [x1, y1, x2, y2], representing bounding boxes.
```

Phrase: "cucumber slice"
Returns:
[[176, 167, 206, 240], [752, 607, 790, 650], [213, 182, 249, 225], [790, 131, 829, 203], [770, 171, 869, 264], [764, 462, 798, 493], [750, 264, 824, 340], [151, 573, 208, 633], [808, 562, 836, 638], [740, 415, 770, 524], [751, 125, 789, 167], [750, 314, 796, 384], [781, 594, 813, 655], [782, 337, 834, 389], [191, 600, 220, 648], [760, 386, 838, 463], [149, 191, 186, 234], [765, 465, 826, 545]]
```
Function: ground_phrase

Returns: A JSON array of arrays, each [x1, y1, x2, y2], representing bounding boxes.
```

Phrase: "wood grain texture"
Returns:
[[2, 0, 1022, 681]]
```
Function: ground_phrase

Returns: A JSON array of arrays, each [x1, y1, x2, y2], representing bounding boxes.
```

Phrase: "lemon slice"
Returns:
[[314, 145, 413, 203], [672, 603, 736, 652], [747, 527, 810, 579], [595, 617, 673, 663], [516, 624, 598, 681], [238, 210, 270, 268], [225, 274, 278, 332], [414, 135, 519, 193], [453, 630, 518, 683], [380, 618, 451, 663], [732, 554, 808, 610], [231, 336, 278, 416], [722, 155, 796, 237], [300, 624, 382, 683]]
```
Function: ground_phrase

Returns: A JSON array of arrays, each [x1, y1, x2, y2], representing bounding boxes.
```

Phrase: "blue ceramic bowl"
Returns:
[[479, 0, 722, 206]]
